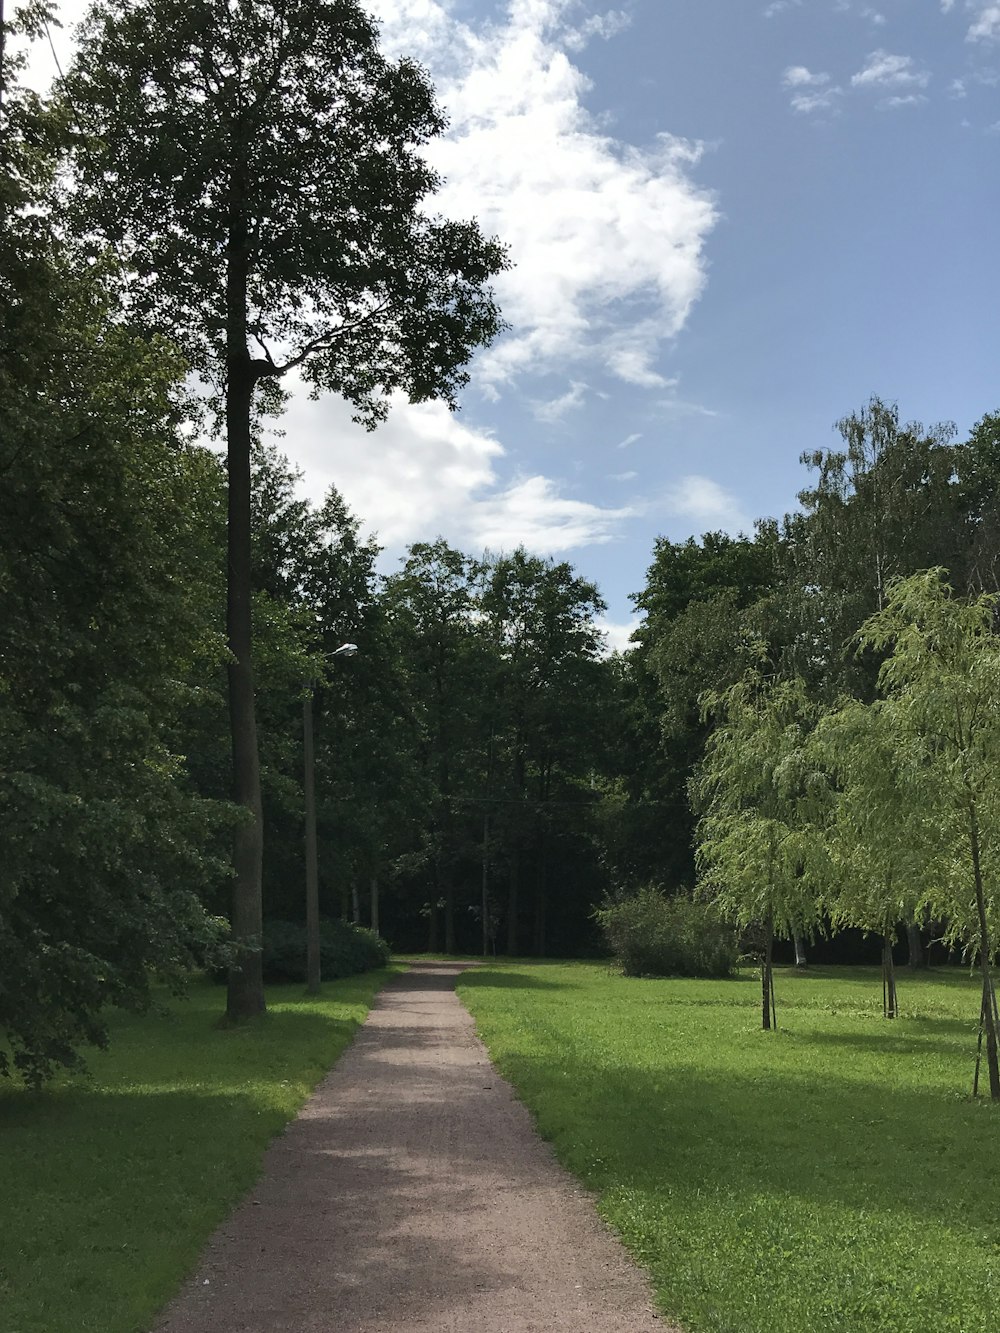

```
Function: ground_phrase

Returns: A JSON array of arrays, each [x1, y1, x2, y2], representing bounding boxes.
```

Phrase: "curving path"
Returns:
[[155, 961, 672, 1333]]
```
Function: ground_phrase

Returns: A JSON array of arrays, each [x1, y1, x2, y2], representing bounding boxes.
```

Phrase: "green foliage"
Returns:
[[596, 889, 738, 978], [694, 673, 826, 940], [258, 919, 390, 984], [852, 571, 1000, 950], [64, 0, 508, 420], [0, 973, 397, 1333], [460, 962, 1000, 1333], [0, 75, 233, 1084]]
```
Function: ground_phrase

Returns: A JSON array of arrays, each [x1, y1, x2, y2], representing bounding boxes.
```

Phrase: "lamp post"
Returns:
[[305, 642, 357, 994]]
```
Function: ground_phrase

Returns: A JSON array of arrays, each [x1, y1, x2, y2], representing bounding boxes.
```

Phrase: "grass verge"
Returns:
[[0, 968, 400, 1333], [457, 963, 1000, 1333]]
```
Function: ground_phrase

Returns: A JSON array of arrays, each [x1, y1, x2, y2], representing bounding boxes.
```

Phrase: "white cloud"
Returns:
[[791, 87, 844, 113], [861, 7, 887, 25], [467, 475, 635, 551], [783, 66, 831, 88], [596, 615, 642, 654], [941, 0, 956, 12], [616, 432, 643, 450], [563, 8, 632, 52], [663, 476, 751, 534], [782, 65, 842, 113], [370, 1, 717, 395], [950, 77, 968, 96], [534, 380, 589, 422], [609, 470, 638, 481], [280, 388, 634, 556], [851, 50, 931, 89], [879, 93, 927, 108], [764, 0, 802, 16], [968, 5, 1000, 42]]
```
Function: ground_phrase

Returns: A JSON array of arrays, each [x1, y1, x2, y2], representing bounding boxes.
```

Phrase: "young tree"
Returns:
[[694, 674, 825, 1029], [857, 571, 1000, 1098], [65, 0, 506, 1017], [810, 700, 942, 1016]]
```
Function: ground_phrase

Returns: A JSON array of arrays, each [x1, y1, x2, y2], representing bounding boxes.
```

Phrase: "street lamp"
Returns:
[[304, 643, 358, 994]]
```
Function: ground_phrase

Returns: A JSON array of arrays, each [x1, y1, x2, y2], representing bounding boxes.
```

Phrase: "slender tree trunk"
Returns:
[[224, 182, 265, 1019], [968, 800, 1000, 1099], [793, 933, 807, 968], [427, 901, 439, 953], [882, 931, 897, 1019], [761, 914, 775, 1031], [303, 691, 320, 995], [533, 862, 547, 958], [481, 811, 490, 958], [445, 879, 455, 954], [906, 920, 925, 969], [506, 845, 519, 956], [351, 881, 360, 924], [370, 872, 379, 937]]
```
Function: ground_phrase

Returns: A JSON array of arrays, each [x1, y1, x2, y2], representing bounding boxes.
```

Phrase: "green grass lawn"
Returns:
[[458, 963, 1000, 1333], [0, 969, 399, 1333]]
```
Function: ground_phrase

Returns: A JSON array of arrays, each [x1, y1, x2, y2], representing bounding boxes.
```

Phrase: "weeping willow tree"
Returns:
[[852, 570, 1000, 1099], [810, 699, 946, 1018], [694, 673, 826, 1030]]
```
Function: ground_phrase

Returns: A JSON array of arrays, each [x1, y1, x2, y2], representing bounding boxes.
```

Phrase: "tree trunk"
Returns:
[[224, 188, 265, 1019], [761, 915, 775, 1031], [882, 931, 897, 1019], [481, 811, 490, 958], [506, 845, 519, 956], [445, 879, 455, 954], [532, 834, 547, 957], [427, 901, 439, 953], [303, 691, 320, 995], [533, 875, 547, 957], [351, 881, 360, 924], [370, 873, 379, 937], [793, 933, 807, 968], [968, 800, 1000, 1099], [906, 920, 925, 969]]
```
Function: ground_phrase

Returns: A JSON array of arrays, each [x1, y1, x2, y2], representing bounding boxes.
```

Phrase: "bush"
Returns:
[[260, 918, 391, 983], [596, 889, 738, 979]]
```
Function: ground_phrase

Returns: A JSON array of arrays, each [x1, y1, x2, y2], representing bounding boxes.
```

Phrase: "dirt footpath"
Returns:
[[154, 961, 672, 1332]]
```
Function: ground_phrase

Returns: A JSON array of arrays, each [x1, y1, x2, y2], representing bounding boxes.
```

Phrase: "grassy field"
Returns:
[[0, 969, 399, 1333], [458, 962, 1000, 1333]]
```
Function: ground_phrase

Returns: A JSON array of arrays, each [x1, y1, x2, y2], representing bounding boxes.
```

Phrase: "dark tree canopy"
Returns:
[[65, 0, 507, 1019], [65, 0, 507, 416]]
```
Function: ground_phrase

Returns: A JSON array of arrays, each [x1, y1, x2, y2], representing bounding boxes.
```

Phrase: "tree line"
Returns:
[[4, 1, 1000, 1088]]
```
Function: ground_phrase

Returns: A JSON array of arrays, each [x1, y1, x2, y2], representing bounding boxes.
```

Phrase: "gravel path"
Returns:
[[154, 961, 672, 1332]]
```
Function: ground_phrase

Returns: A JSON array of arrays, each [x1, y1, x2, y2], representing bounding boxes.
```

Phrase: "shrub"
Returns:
[[259, 919, 390, 983], [596, 889, 738, 979]]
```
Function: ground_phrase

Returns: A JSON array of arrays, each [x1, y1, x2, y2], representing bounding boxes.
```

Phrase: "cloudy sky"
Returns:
[[24, 1, 1000, 646]]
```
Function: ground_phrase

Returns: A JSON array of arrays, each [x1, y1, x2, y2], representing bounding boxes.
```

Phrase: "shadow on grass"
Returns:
[[459, 969, 575, 991], [480, 1038, 999, 1243]]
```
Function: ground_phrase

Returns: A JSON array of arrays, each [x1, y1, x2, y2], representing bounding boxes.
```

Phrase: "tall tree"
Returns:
[[384, 540, 483, 951], [479, 549, 605, 954], [65, 0, 506, 1017], [796, 396, 958, 695], [1, 50, 231, 1080]]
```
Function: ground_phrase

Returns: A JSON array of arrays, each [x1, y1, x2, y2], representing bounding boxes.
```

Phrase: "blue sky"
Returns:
[[26, 1, 1000, 645]]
